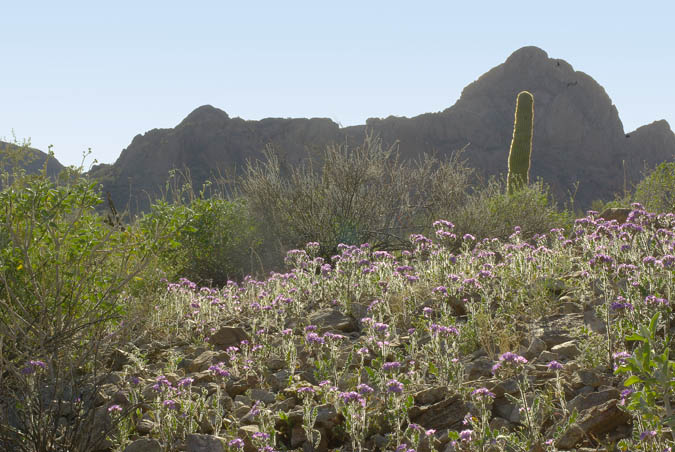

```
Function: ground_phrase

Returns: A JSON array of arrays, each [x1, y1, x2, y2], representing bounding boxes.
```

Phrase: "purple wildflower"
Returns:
[[305, 332, 325, 345], [547, 360, 564, 371], [386, 379, 404, 394], [21, 360, 47, 375], [177, 377, 194, 387], [228, 438, 245, 449], [162, 399, 178, 410], [459, 429, 473, 442], [639, 430, 657, 441], [382, 361, 401, 371], [339, 391, 366, 407], [471, 387, 495, 398]]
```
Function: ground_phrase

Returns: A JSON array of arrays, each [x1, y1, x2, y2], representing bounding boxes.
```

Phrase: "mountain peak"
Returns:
[[179, 105, 229, 126], [505, 45, 550, 63]]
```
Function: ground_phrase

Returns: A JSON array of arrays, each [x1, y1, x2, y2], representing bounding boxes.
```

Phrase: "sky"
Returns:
[[2, 1, 674, 168]]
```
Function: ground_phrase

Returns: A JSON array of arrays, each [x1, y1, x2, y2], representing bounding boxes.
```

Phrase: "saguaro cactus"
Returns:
[[507, 91, 534, 194]]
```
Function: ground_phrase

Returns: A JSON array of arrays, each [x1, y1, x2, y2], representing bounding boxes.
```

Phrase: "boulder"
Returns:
[[210, 327, 249, 351], [185, 434, 226, 452], [123, 438, 162, 452]]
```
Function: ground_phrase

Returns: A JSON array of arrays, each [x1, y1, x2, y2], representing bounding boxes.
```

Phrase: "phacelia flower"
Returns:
[[386, 379, 404, 394], [547, 360, 564, 371], [471, 387, 495, 398]]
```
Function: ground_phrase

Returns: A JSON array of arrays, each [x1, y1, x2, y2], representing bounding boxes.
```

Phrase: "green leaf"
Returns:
[[625, 333, 647, 342], [623, 375, 642, 386]]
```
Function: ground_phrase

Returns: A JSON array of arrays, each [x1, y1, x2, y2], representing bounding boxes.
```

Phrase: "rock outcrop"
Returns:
[[90, 46, 675, 212]]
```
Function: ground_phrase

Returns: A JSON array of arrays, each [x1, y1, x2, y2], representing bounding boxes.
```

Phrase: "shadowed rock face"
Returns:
[[352, 46, 674, 207], [90, 46, 675, 212]]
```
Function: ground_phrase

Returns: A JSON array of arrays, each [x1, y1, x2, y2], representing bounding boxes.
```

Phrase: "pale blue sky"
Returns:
[[2, 1, 674, 167]]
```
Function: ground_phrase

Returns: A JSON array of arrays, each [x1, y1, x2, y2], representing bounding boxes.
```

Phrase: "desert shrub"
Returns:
[[241, 133, 473, 266], [450, 177, 571, 242], [0, 165, 152, 450], [632, 161, 675, 213], [138, 173, 261, 286]]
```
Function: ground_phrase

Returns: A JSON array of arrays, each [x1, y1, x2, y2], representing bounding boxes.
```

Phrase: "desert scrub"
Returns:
[[0, 163, 155, 451], [241, 133, 474, 267]]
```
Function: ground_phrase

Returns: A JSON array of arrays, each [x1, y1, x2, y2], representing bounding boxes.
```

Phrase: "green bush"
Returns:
[[0, 166, 151, 450], [140, 185, 261, 286], [451, 178, 571, 242], [633, 162, 675, 213]]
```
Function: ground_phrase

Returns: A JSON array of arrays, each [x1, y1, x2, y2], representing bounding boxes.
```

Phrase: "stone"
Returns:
[[523, 336, 547, 360], [464, 356, 495, 380], [226, 375, 257, 397], [551, 340, 580, 359], [210, 327, 249, 351], [314, 403, 340, 429], [489, 416, 515, 432], [598, 208, 632, 224], [290, 425, 328, 452], [308, 308, 356, 332], [237, 425, 262, 452], [269, 369, 292, 391], [189, 350, 222, 373], [571, 369, 612, 389], [583, 309, 606, 334], [556, 423, 585, 449], [414, 386, 448, 405], [265, 356, 286, 372], [408, 395, 468, 431], [557, 399, 630, 449], [250, 388, 276, 404], [537, 350, 559, 363], [136, 413, 156, 434], [185, 434, 226, 452], [123, 438, 162, 452], [567, 389, 620, 415]]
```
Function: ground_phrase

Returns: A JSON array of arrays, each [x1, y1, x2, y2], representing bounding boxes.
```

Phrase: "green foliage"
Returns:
[[615, 313, 675, 442], [0, 163, 152, 450], [140, 183, 261, 286], [507, 91, 534, 195], [633, 161, 675, 213], [451, 178, 570, 243], [0, 169, 148, 354]]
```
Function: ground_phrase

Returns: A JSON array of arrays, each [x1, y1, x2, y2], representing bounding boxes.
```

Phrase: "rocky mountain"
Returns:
[[91, 46, 675, 212], [0, 140, 65, 178]]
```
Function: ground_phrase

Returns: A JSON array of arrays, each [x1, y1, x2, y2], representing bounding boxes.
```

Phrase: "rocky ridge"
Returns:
[[89, 46, 675, 212]]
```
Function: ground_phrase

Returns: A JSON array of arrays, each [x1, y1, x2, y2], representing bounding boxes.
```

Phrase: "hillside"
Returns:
[[89, 46, 675, 212], [0, 140, 65, 178]]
